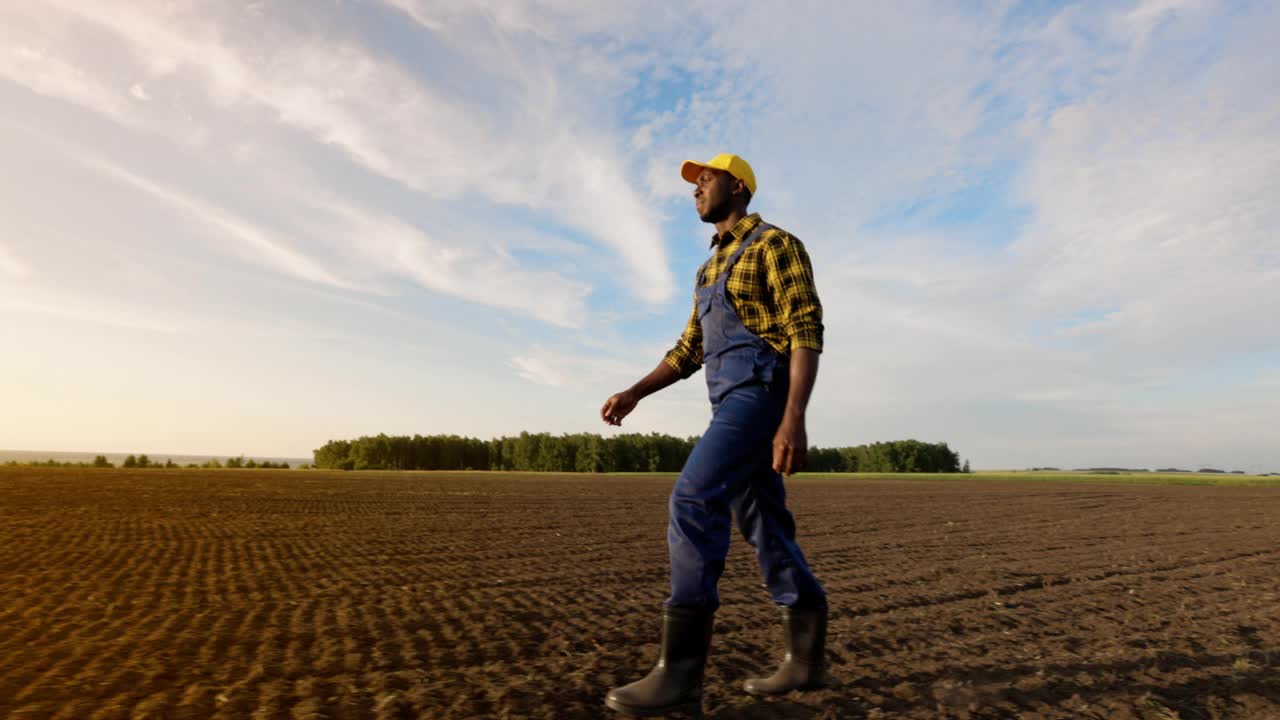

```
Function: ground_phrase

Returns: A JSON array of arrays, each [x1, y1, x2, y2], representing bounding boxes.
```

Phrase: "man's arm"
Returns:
[[763, 232, 824, 475], [601, 296, 703, 427], [773, 348, 819, 474]]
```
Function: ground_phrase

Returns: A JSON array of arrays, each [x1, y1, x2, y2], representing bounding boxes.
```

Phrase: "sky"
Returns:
[[1, 0, 1277, 471]]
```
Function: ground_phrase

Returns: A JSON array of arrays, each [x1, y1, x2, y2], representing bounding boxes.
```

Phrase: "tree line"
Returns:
[[806, 439, 963, 473], [118, 454, 291, 469], [312, 433, 964, 473], [1, 455, 292, 469]]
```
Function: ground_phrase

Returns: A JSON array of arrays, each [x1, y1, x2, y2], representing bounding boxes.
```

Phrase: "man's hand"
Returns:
[[773, 414, 808, 476], [599, 361, 683, 427], [601, 390, 639, 426]]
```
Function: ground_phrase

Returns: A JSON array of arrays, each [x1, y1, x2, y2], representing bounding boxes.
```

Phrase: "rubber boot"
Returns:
[[742, 605, 828, 695], [605, 606, 714, 717]]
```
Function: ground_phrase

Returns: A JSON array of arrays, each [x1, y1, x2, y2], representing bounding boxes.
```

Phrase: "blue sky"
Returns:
[[1, 0, 1277, 471]]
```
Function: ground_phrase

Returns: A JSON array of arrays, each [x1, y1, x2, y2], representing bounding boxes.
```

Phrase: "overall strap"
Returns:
[[696, 257, 713, 289], [720, 222, 773, 281]]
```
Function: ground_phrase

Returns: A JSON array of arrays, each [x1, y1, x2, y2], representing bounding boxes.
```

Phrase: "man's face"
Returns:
[[693, 168, 737, 223]]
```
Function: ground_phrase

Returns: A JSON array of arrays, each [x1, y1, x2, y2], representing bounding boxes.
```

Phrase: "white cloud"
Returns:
[[1122, 0, 1207, 48], [509, 355, 569, 387], [67, 148, 359, 292], [11, 0, 676, 305], [668, 2, 1003, 230], [0, 42, 134, 126], [509, 346, 651, 388], [0, 1, 630, 328], [1012, 5, 1280, 363], [317, 200, 592, 328]]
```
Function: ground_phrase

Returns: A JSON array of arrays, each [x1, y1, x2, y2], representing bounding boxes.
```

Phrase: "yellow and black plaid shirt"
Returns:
[[663, 213, 823, 378]]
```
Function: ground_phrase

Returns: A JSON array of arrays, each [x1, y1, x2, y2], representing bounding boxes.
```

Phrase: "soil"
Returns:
[[1, 469, 1277, 719]]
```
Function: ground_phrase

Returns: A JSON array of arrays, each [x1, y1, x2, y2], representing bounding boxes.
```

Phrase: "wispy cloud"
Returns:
[[68, 148, 359, 292], [509, 355, 570, 387], [374, 0, 682, 303], [0, 2, 619, 326], [1122, 0, 1208, 48], [508, 346, 651, 388], [0, 37, 135, 126], [318, 200, 592, 328], [9, 0, 676, 306], [1012, 3, 1280, 364]]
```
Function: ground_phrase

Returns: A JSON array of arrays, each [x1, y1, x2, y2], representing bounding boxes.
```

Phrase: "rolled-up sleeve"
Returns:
[[662, 295, 704, 378], [763, 234, 824, 353]]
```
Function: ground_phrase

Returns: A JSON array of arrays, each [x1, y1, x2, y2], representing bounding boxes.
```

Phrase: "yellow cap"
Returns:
[[681, 153, 757, 195]]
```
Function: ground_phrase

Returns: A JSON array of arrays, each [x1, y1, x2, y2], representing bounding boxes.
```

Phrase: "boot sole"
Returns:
[[604, 696, 702, 717]]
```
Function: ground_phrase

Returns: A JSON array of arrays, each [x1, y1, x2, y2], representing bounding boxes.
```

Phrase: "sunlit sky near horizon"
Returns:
[[2, 1, 1277, 471]]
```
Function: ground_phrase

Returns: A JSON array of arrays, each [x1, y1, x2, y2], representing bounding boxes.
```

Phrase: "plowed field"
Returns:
[[2, 469, 1278, 719]]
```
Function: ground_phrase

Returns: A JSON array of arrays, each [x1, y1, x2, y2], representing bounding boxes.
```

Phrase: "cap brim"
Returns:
[[681, 160, 712, 184]]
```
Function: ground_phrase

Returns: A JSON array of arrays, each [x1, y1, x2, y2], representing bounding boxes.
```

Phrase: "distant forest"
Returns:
[[2, 454, 292, 469], [312, 433, 965, 474]]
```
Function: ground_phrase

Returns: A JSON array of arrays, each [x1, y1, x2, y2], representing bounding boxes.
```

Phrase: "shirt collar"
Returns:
[[709, 212, 762, 249]]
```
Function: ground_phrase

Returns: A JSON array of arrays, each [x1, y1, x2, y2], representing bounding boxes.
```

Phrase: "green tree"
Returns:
[[313, 440, 353, 470], [576, 434, 605, 473], [93, 455, 112, 468]]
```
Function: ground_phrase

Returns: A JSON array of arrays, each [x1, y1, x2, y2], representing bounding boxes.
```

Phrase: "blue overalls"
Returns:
[[666, 223, 827, 611]]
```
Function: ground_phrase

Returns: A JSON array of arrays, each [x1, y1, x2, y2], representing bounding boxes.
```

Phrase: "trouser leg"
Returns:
[[731, 410, 830, 696], [666, 385, 778, 610], [731, 460, 827, 609]]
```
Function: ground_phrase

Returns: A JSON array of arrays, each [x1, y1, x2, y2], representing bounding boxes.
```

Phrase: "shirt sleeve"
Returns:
[[662, 293, 704, 378], [763, 232, 824, 353]]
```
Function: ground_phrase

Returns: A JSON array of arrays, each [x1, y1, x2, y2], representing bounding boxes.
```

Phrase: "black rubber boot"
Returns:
[[605, 606, 714, 717], [742, 605, 828, 695]]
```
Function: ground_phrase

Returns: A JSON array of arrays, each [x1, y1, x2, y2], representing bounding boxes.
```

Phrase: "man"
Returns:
[[600, 154, 829, 716]]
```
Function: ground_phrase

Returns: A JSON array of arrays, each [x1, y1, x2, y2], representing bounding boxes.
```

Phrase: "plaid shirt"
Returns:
[[663, 213, 824, 379]]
